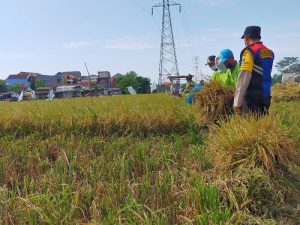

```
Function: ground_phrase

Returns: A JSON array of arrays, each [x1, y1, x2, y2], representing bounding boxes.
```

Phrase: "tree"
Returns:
[[116, 71, 138, 93], [275, 57, 299, 74], [136, 76, 151, 94], [273, 57, 300, 84], [272, 74, 282, 85], [0, 80, 8, 93], [117, 71, 151, 94]]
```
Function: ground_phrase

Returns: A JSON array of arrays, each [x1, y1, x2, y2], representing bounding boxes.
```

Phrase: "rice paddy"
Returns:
[[0, 93, 300, 224], [272, 82, 300, 102]]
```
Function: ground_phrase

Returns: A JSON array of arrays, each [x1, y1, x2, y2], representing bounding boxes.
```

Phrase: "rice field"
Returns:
[[272, 82, 300, 102], [0, 93, 300, 224]]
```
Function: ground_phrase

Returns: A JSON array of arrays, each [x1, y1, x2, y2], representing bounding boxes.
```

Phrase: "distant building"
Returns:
[[5, 72, 31, 86], [55, 71, 81, 85], [97, 71, 111, 88], [6, 72, 57, 87], [161, 81, 175, 93], [282, 64, 300, 83], [98, 88, 122, 96], [35, 87, 53, 99], [80, 75, 99, 88], [111, 73, 123, 88], [282, 73, 300, 83], [55, 85, 83, 98], [0, 92, 18, 101], [98, 71, 110, 78], [36, 74, 57, 87], [81, 75, 98, 81]]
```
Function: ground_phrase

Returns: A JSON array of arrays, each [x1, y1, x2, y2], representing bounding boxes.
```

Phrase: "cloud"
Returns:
[[176, 37, 214, 48], [64, 40, 98, 49], [274, 32, 300, 39], [272, 46, 300, 54], [0, 54, 36, 59], [105, 36, 154, 50]]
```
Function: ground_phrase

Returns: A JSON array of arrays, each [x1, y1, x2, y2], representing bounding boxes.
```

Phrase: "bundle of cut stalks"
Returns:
[[272, 82, 300, 102], [207, 115, 298, 175], [207, 115, 300, 221], [194, 81, 234, 124]]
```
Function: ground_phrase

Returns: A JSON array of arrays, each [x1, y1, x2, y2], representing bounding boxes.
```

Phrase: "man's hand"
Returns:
[[233, 106, 241, 113]]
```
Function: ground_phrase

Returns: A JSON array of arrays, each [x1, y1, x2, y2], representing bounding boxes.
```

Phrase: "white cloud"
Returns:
[[0, 54, 36, 59], [64, 40, 98, 49], [105, 36, 154, 50], [272, 47, 300, 54], [274, 32, 300, 39], [177, 37, 214, 48]]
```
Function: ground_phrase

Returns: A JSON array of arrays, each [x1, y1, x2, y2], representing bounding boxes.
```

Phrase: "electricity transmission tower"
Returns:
[[193, 56, 200, 81], [152, 0, 181, 90]]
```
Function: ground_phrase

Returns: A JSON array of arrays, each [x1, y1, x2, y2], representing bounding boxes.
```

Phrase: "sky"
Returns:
[[0, 0, 300, 82]]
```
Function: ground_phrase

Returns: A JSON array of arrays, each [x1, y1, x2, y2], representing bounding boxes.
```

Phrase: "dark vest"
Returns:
[[240, 42, 274, 105]]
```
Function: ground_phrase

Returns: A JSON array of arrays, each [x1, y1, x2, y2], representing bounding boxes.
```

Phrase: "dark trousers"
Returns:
[[245, 96, 272, 116]]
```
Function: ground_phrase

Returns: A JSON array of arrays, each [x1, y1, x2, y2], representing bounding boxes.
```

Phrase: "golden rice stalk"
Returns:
[[194, 81, 234, 124], [207, 115, 298, 176], [272, 82, 300, 102]]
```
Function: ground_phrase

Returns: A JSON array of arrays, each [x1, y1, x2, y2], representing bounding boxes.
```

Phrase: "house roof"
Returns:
[[6, 72, 47, 80], [6, 72, 31, 80], [56, 85, 83, 92], [112, 73, 123, 78], [162, 81, 172, 86], [98, 71, 111, 77], [36, 74, 57, 83], [55, 71, 81, 78]]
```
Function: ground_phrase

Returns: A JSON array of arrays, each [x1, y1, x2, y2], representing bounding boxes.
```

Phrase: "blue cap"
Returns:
[[219, 49, 234, 63]]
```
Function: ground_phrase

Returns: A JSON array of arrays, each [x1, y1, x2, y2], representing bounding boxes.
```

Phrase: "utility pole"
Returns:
[[152, 0, 181, 93], [193, 56, 200, 82], [85, 63, 93, 102]]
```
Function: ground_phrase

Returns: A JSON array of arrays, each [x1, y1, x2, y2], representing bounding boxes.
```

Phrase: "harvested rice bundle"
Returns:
[[272, 82, 300, 102], [194, 81, 234, 124], [209, 115, 300, 221], [207, 115, 298, 176]]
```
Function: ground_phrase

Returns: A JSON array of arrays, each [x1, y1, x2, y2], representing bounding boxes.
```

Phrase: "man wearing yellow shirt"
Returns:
[[216, 49, 239, 87], [206, 55, 231, 87], [234, 26, 274, 114]]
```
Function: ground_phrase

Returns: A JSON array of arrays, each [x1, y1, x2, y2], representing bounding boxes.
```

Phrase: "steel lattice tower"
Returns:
[[152, 0, 181, 87]]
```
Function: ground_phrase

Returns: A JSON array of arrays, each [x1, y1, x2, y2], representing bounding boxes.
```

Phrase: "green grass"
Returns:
[[0, 95, 299, 224]]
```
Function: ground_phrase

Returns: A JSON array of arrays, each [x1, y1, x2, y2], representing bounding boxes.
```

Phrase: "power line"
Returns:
[[128, 0, 162, 33], [129, 0, 151, 15]]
